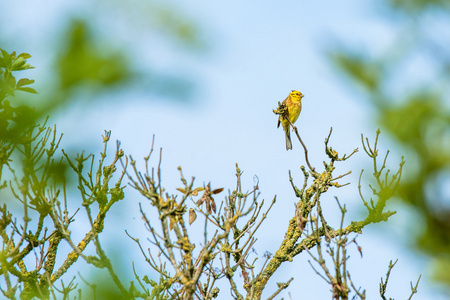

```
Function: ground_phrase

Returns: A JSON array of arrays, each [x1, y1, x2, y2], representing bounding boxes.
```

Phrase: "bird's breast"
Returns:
[[289, 102, 302, 123]]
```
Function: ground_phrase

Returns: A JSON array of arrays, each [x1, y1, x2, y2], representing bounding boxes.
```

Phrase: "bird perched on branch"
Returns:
[[277, 90, 304, 150]]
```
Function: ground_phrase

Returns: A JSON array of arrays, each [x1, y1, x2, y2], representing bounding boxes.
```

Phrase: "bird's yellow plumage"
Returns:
[[277, 90, 304, 150]]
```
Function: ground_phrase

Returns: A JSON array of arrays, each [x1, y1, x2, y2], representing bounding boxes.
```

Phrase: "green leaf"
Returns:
[[11, 57, 26, 71], [17, 87, 38, 94], [0, 49, 12, 69], [4, 71, 16, 89], [0, 56, 6, 68], [17, 53, 31, 60], [16, 78, 35, 87], [20, 63, 35, 70]]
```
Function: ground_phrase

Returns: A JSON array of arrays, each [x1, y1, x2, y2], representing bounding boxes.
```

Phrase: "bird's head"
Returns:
[[290, 90, 304, 101]]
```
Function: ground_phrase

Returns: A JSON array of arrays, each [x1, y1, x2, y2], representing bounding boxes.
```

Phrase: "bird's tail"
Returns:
[[285, 129, 292, 150]]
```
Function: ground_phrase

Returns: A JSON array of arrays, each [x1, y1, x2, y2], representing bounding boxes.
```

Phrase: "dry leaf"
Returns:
[[189, 209, 197, 225], [210, 197, 216, 213], [212, 188, 224, 195], [197, 194, 206, 206], [196, 183, 223, 214], [206, 198, 211, 214]]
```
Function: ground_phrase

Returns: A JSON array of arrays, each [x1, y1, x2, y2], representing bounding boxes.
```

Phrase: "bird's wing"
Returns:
[[277, 95, 291, 128], [278, 96, 288, 128]]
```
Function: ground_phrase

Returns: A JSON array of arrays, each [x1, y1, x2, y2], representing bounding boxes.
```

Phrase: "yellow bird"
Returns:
[[277, 90, 304, 150]]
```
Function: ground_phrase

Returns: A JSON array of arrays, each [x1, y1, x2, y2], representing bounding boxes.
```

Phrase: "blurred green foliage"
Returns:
[[388, 0, 450, 13], [31, 19, 133, 118], [58, 20, 130, 91], [330, 0, 450, 292], [2, 1, 206, 119], [0, 49, 38, 177]]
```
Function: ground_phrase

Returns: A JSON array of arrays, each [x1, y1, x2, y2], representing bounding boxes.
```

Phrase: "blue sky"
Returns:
[[1, 0, 446, 299]]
